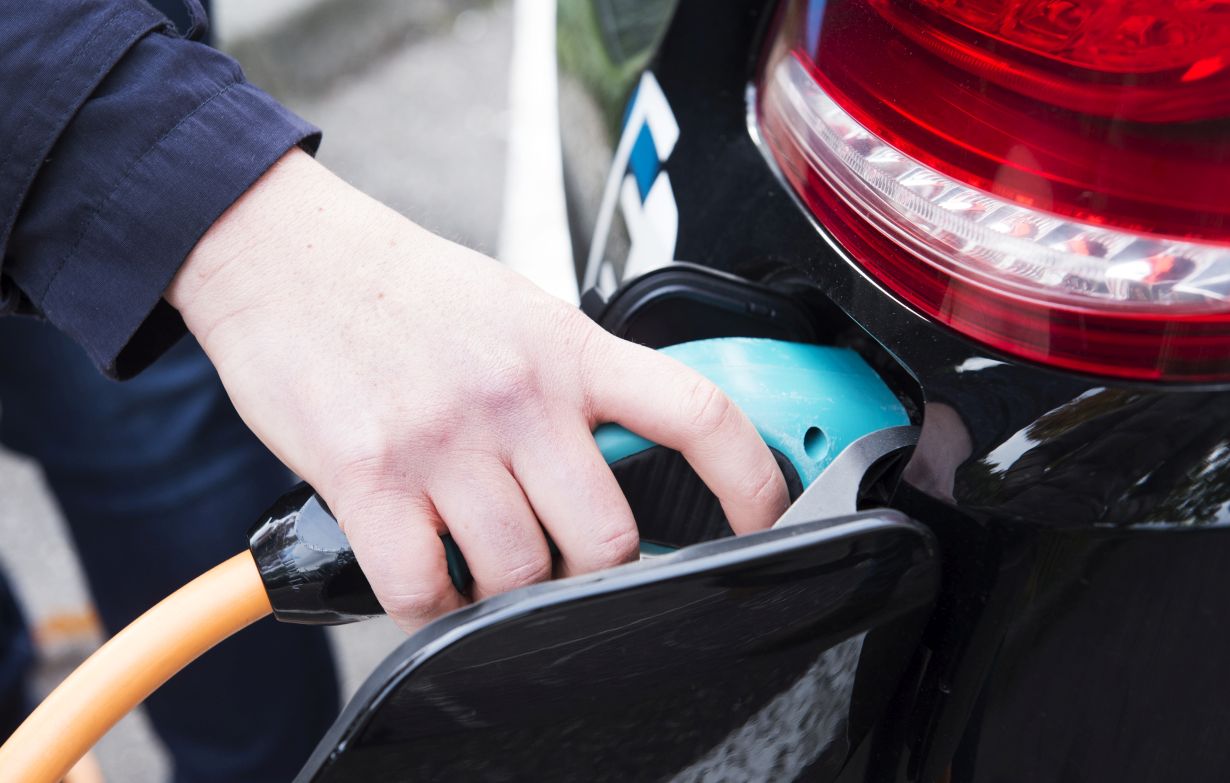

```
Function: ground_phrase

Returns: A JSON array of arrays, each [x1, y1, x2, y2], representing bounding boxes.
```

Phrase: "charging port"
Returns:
[[582, 263, 923, 525]]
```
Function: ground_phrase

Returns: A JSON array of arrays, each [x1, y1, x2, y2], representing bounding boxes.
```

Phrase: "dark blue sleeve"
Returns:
[[0, 1, 321, 379]]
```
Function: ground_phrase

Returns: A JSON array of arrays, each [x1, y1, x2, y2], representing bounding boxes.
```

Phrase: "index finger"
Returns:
[[585, 338, 790, 534]]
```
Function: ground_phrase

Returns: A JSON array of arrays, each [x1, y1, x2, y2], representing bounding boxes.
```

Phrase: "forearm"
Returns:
[[0, 1, 319, 378]]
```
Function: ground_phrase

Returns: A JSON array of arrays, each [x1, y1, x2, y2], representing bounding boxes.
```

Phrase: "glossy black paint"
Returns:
[[297, 512, 938, 782], [558, 2, 1230, 781]]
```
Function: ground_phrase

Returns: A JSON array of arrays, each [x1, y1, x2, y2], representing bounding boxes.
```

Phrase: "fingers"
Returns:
[[512, 422, 639, 577], [432, 461, 553, 600], [585, 339, 790, 534], [333, 488, 466, 633], [328, 326, 791, 638]]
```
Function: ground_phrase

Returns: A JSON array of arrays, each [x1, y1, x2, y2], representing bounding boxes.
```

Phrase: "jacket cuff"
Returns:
[[39, 81, 320, 378], [0, 1, 166, 257]]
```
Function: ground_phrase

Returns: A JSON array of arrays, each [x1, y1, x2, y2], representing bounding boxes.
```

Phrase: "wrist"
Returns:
[[166, 147, 328, 345]]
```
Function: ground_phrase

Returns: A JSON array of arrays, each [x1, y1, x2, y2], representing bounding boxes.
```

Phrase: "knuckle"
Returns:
[[379, 572, 456, 624], [683, 377, 735, 438], [581, 524, 640, 571], [329, 450, 407, 508], [335, 450, 395, 485], [405, 406, 457, 449], [494, 551, 554, 591], [740, 459, 784, 508], [471, 358, 542, 415], [335, 414, 457, 484]]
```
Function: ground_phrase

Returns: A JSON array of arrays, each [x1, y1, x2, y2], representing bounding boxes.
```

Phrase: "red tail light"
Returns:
[[756, 0, 1230, 381]]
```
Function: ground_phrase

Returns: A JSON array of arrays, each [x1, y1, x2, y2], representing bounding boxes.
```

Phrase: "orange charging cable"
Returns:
[[0, 552, 272, 783]]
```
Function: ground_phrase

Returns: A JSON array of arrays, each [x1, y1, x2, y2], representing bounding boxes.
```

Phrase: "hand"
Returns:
[[167, 149, 789, 632], [902, 402, 973, 502]]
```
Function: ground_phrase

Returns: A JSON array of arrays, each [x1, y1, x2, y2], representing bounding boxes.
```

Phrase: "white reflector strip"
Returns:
[[769, 55, 1230, 311]]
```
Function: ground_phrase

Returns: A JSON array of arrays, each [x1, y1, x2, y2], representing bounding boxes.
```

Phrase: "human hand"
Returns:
[[902, 402, 973, 502], [167, 149, 789, 632]]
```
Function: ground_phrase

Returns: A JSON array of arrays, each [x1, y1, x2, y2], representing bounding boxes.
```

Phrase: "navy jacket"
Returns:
[[0, 0, 319, 378]]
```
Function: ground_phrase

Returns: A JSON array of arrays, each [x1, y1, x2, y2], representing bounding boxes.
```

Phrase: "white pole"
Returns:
[[498, 0, 579, 304]]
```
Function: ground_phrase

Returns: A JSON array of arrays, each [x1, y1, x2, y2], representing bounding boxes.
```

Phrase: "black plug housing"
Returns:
[[248, 483, 383, 625], [248, 482, 474, 625]]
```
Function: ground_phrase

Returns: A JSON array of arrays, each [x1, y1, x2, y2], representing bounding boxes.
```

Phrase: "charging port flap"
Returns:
[[297, 511, 938, 783]]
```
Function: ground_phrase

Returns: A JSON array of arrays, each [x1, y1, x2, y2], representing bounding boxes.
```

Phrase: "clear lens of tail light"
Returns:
[[756, 0, 1230, 381]]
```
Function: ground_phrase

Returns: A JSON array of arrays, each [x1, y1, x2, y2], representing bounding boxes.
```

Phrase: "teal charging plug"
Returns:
[[248, 337, 910, 624], [596, 337, 909, 487]]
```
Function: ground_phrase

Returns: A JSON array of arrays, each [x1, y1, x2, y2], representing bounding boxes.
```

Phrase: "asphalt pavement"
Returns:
[[0, 2, 513, 779]]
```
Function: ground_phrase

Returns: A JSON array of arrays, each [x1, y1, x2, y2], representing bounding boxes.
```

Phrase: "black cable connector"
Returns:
[[248, 482, 471, 625]]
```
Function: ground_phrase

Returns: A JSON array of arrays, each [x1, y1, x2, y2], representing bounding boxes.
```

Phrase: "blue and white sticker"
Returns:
[[585, 72, 680, 294]]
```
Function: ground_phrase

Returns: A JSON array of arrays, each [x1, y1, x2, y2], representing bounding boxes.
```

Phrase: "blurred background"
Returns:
[[0, 0, 577, 778]]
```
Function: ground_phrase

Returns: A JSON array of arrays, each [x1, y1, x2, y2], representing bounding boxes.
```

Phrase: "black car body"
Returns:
[[292, 2, 1230, 780], [555, 1, 1230, 781]]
